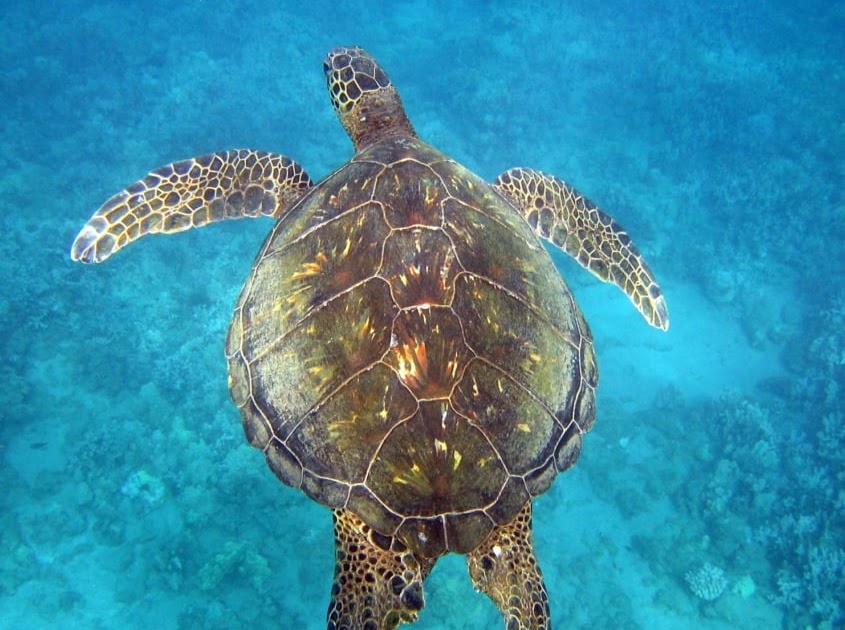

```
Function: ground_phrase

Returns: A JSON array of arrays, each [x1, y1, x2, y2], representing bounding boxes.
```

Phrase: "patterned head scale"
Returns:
[[323, 46, 415, 148], [323, 46, 392, 114]]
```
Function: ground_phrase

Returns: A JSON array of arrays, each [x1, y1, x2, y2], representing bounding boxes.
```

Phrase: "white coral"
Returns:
[[121, 469, 165, 506], [685, 562, 728, 601]]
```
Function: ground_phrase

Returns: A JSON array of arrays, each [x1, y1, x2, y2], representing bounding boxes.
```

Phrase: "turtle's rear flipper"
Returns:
[[494, 167, 669, 331], [467, 502, 550, 630], [71, 150, 312, 263], [327, 509, 435, 630]]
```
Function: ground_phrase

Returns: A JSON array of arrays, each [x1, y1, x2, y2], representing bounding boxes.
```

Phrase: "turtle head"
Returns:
[[324, 47, 416, 150]]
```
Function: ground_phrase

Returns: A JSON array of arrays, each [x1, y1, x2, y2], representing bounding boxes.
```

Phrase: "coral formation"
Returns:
[[121, 470, 166, 507], [732, 575, 756, 599], [198, 541, 272, 593], [685, 562, 728, 601]]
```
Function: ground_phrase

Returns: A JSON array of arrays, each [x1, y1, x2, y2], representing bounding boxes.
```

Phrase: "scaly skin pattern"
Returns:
[[468, 503, 551, 630], [71, 150, 312, 263], [328, 509, 435, 630], [494, 168, 669, 330]]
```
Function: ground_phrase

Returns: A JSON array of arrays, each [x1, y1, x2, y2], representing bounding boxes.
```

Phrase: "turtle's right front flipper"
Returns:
[[71, 150, 312, 263], [494, 167, 669, 331]]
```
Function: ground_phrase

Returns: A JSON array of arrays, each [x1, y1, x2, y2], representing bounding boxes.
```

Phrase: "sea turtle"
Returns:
[[71, 46, 668, 629]]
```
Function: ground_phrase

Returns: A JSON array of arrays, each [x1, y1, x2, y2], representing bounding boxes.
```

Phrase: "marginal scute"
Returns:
[[239, 398, 272, 449], [524, 461, 558, 497], [443, 510, 496, 554], [574, 384, 596, 434], [485, 478, 530, 525], [395, 517, 447, 559], [265, 437, 304, 489], [580, 333, 599, 388], [347, 485, 402, 536], [554, 426, 582, 473], [302, 470, 350, 508], [225, 343, 250, 407]]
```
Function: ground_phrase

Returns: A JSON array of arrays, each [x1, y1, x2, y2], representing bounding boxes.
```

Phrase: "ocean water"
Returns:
[[2, 1, 842, 628]]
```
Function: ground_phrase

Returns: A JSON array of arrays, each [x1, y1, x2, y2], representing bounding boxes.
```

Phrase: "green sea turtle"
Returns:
[[71, 46, 668, 629]]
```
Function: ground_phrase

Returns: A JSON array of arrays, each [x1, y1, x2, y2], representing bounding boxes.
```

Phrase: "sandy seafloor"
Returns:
[[1, 1, 843, 628]]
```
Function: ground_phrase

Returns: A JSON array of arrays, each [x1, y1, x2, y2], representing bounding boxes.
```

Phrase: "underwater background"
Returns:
[[2, 1, 842, 628]]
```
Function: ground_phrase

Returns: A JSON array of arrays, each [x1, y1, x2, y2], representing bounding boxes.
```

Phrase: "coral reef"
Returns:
[[685, 562, 728, 601], [198, 541, 272, 593], [121, 470, 166, 507]]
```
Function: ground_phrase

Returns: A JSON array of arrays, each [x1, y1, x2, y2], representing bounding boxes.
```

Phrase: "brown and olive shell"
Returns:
[[225, 135, 597, 558]]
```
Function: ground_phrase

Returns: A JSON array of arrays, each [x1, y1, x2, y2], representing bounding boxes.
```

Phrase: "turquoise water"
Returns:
[[2, 1, 842, 628]]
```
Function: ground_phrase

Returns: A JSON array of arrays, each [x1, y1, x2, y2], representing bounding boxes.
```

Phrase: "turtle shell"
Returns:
[[225, 135, 597, 558]]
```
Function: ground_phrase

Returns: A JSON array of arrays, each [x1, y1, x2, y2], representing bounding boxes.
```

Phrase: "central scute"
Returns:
[[226, 135, 596, 557]]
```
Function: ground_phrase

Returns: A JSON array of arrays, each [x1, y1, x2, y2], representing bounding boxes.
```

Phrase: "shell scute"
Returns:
[[286, 364, 416, 482]]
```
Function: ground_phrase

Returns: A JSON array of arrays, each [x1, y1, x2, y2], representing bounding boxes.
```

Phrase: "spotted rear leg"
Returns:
[[467, 502, 550, 630], [328, 509, 435, 630], [71, 150, 312, 263]]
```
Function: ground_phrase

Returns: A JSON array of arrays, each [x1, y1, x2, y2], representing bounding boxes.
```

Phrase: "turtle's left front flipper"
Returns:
[[71, 150, 312, 263], [494, 167, 669, 331]]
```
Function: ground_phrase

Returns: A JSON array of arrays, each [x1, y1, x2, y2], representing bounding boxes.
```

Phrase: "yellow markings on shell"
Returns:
[[340, 236, 352, 258], [434, 438, 447, 454], [517, 422, 531, 433], [445, 354, 460, 381], [475, 455, 493, 468], [519, 340, 542, 374], [396, 339, 427, 388], [327, 412, 360, 440], [358, 312, 372, 339], [485, 314, 501, 334], [393, 461, 423, 486], [291, 251, 329, 281], [452, 450, 462, 470]]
